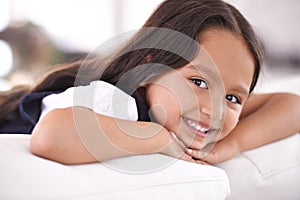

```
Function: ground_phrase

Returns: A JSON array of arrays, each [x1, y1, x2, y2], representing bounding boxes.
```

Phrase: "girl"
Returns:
[[0, 0, 299, 165]]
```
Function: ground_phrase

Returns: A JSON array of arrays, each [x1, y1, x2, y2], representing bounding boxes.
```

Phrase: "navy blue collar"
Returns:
[[131, 92, 151, 122], [0, 90, 63, 134]]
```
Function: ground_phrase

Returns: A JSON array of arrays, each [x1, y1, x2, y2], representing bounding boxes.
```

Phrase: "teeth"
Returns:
[[186, 118, 209, 132]]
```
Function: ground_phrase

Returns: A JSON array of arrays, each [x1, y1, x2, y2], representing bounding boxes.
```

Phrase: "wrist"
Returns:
[[220, 133, 242, 156], [129, 122, 169, 154], [149, 125, 171, 154], [230, 136, 242, 155]]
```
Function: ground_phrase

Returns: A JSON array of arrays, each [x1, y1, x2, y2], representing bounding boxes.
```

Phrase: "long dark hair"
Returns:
[[0, 0, 263, 124]]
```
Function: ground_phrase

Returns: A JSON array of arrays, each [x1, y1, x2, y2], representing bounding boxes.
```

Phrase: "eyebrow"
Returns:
[[185, 64, 217, 78], [231, 87, 250, 97]]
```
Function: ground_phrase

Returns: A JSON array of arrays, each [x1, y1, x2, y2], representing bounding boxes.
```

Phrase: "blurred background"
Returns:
[[0, 0, 299, 94]]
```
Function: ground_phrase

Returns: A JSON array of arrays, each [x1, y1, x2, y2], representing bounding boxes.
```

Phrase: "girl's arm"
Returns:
[[30, 107, 194, 165], [231, 92, 300, 150], [186, 92, 300, 164]]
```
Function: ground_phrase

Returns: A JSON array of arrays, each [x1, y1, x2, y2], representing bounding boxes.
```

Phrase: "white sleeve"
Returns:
[[39, 81, 138, 121]]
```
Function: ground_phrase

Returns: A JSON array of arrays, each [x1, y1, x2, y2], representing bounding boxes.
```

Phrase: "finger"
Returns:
[[180, 154, 210, 165], [170, 131, 187, 149], [185, 148, 207, 159], [184, 149, 213, 165], [161, 133, 206, 164], [179, 153, 196, 163], [198, 151, 221, 164], [194, 159, 211, 165], [160, 135, 188, 160]]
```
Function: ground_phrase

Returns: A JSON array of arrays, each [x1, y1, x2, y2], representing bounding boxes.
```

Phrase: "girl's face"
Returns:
[[145, 29, 254, 149]]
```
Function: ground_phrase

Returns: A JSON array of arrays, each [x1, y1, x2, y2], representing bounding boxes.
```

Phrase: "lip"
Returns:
[[182, 117, 210, 138]]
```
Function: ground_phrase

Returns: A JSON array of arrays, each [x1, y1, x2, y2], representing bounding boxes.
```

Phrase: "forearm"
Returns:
[[229, 93, 300, 153], [31, 107, 168, 164]]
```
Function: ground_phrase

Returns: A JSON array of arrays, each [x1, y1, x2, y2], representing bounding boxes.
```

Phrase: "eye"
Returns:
[[191, 78, 208, 89], [226, 95, 241, 104]]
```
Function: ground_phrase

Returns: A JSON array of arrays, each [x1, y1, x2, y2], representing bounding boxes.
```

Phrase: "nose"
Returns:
[[200, 106, 212, 117], [198, 92, 212, 119]]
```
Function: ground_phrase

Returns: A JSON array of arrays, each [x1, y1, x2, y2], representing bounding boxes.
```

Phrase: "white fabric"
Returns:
[[0, 134, 230, 200], [40, 81, 138, 121], [217, 133, 300, 200], [1, 133, 300, 200]]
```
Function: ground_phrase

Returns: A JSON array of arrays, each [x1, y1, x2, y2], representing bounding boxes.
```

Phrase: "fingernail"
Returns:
[[186, 148, 193, 153], [170, 132, 177, 139]]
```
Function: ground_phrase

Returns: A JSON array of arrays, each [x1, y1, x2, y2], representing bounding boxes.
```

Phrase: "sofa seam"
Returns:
[[231, 153, 300, 200]]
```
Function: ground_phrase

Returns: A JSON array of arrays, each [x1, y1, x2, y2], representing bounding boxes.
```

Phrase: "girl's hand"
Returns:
[[185, 136, 240, 164], [158, 130, 209, 165]]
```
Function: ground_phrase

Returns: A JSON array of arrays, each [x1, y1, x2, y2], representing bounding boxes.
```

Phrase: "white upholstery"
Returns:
[[1, 133, 299, 200], [0, 134, 230, 200], [217, 133, 300, 200]]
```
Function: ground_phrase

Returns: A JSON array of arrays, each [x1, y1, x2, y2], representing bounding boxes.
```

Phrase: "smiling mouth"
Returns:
[[182, 117, 210, 138]]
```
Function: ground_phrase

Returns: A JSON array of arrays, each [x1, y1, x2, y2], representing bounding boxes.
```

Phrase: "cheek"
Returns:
[[220, 108, 240, 139], [146, 84, 181, 126]]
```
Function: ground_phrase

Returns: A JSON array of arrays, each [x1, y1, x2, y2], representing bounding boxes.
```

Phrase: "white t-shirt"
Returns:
[[40, 81, 138, 122]]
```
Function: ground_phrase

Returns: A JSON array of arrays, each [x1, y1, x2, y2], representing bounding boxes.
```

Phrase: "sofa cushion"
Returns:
[[0, 134, 230, 200]]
